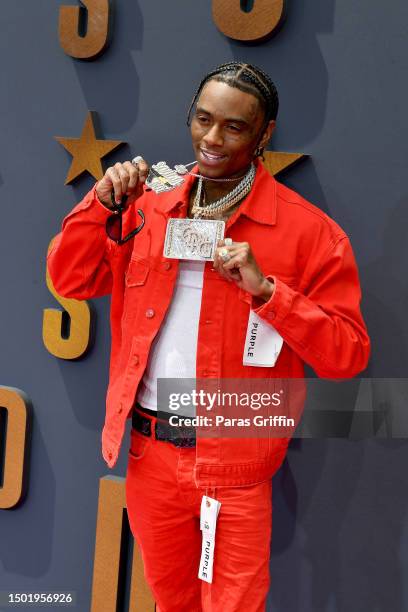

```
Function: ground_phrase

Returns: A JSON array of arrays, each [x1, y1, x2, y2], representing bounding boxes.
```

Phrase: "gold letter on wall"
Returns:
[[0, 387, 32, 510], [91, 476, 155, 612], [59, 0, 111, 59], [212, 0, 285, 42], [43, 240, 92, 360]]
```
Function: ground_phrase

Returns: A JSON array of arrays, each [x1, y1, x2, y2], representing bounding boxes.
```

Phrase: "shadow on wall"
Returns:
[[269, 438, 408, 612], [55, 295, 111, 433], [269, 439, 362, 612], [334, 438, 408, 612], [228, 0, 337, 219], [264, 188, 408, 611], [268, 376, 408, 611], [0, 420, 56, 578], [362, 197, 408, 378], [228, 0, 336, 148], [72, 0, 144, 135]]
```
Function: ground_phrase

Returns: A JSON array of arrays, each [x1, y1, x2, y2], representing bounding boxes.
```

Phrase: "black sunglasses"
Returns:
[[105, 193, 145, 245]]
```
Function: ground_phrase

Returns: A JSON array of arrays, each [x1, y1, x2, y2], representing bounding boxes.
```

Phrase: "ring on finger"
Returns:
[[220, 248, 231, 263], [224, 237, 233, 246], [132, 156, 143, 166]]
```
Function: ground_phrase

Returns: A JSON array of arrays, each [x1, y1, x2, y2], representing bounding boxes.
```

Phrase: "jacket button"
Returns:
[[108, 451, 113, 460], [133, 355, 139, 366], [163, 261, 172, 271], [118, 403, 123, 414], [145, 308, 155, 318], [269, 311, 276, 320]]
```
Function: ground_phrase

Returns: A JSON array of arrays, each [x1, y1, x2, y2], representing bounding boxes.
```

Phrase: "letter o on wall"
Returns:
[[0, 387, 32, 510], [212, 0, 285, 42]]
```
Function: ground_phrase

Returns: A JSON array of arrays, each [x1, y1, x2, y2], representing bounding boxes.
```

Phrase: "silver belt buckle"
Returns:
[[163, 218, 225, 261]]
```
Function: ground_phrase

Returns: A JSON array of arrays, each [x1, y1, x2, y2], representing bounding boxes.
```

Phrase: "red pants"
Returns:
[[125, 421, 273, 612]]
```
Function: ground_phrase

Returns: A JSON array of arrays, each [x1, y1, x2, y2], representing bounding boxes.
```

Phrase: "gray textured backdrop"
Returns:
[[0, 1, 407, 611]]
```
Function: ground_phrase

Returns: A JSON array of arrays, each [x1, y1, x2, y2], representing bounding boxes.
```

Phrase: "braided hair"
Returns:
[[187, 61, 279, 131]]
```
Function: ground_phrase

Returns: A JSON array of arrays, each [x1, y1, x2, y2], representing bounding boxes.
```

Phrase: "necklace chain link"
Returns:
[[191, 163, 256, 219]]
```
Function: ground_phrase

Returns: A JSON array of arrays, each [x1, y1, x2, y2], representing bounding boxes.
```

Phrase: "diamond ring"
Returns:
[[220, 248, 231, 263], [132, 156, 143, 166]]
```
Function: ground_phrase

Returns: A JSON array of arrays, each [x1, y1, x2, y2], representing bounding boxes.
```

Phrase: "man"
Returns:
[[48, 62, 370, 611]]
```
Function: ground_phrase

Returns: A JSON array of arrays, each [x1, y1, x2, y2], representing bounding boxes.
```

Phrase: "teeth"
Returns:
[[202, 151, 224, 160]]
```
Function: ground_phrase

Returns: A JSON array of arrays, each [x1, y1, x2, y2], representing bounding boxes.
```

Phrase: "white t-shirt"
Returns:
[[136, 260, 205, 410]]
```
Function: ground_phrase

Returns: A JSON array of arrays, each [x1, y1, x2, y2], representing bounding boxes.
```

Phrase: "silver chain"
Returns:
[[191, 163, 256, 219]]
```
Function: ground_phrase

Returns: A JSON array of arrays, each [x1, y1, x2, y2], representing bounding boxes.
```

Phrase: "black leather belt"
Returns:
[[132, 405, 196, 448]]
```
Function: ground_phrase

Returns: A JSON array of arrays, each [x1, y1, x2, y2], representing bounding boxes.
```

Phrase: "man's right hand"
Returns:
[[96, 158, 150, 209]]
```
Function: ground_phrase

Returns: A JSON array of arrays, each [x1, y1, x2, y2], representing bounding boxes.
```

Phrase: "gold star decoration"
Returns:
[[262, 151, 307, 177], [55, 111, 124, 184]]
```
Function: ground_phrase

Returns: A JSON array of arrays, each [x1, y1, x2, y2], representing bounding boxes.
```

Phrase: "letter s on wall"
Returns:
[[212, 0, 285, 42], [43, 239, 92, 360], [59, 0, 111, 59]]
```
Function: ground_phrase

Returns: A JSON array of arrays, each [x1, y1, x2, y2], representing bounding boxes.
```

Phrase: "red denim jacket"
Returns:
[[47, 161, 370, 486]]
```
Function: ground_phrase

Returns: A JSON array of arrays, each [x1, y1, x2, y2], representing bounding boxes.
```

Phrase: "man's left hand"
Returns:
[[213, 239, 275, 302]]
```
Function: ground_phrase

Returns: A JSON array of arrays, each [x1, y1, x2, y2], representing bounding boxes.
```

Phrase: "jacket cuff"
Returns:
[[62, 184, 113, 228], [251, 275, 295, 327]]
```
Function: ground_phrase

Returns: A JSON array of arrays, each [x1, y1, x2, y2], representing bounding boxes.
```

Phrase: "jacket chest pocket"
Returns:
[[123, 258, 151, 324], [125, 257, 150, 287]]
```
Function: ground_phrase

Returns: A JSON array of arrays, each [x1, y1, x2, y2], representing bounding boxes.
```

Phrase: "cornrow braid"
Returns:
[[186, 61, 279, 128]]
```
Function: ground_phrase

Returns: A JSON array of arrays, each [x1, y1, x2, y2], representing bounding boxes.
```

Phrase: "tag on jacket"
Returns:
[[243, 310, 284, 367], [198, 495, 221, 583]]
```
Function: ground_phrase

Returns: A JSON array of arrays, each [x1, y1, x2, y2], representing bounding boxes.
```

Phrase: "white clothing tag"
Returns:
[[200, 495, 221, 534], [243, 310, 284, 367], [198, 534, 216, 583], [198, 496, 221, 583]]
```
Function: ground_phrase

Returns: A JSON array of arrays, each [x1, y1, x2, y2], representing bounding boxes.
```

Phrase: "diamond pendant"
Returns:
[[163, 218, 225, 260], [145, 161, 185, 194]]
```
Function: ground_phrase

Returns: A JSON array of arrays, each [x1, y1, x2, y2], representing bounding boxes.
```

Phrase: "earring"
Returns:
[[254, 146, 265, 160]]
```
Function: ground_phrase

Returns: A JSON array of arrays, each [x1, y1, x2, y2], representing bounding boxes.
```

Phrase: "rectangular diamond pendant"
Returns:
[[163, 219, 225, 261]]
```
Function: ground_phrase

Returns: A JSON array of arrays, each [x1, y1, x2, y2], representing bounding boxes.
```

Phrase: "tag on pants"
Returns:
[[198, 495, 221, 583]]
